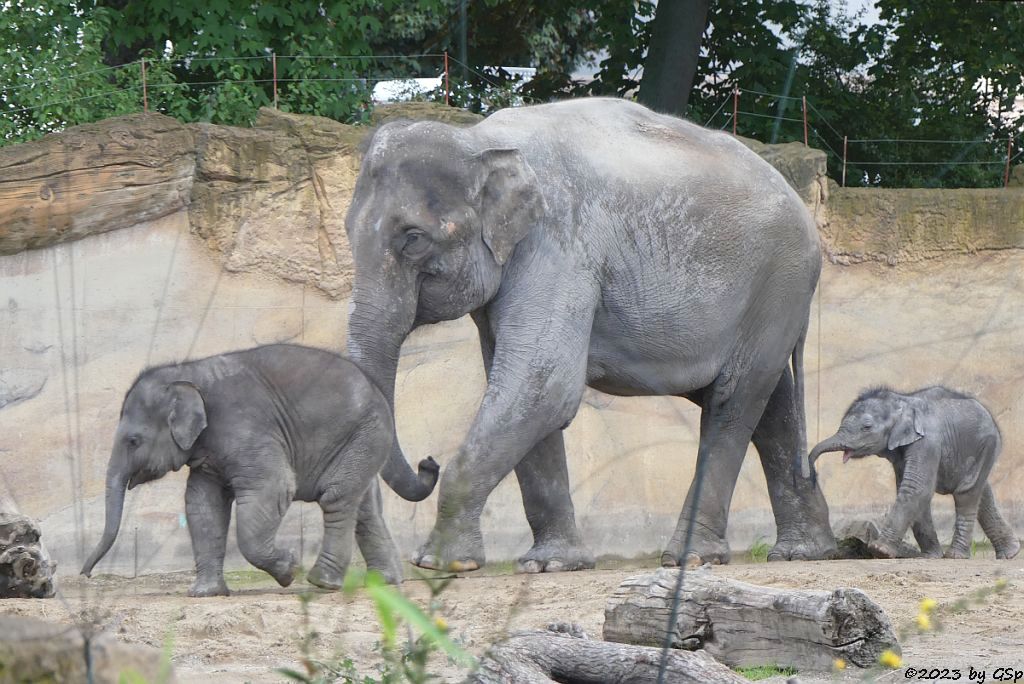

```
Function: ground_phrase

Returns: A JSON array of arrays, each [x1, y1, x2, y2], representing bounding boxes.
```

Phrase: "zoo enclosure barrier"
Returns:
[[2, 54, 1023, 188], [702, 87, 1024, 188]]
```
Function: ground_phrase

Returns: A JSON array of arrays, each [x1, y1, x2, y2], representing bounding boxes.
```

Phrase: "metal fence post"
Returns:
[[141, 59, 148, 113], [444, 51, 450, 106], [842, 135, 848, 187], [732, 88, 738, 135], [272, 53, 278, 109], [802, 95, 808, 146]]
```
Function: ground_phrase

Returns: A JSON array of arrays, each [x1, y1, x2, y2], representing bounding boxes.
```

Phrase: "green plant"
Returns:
[[278, 570, 473, 684], [746, 538, 771, 563], [734, 664, 798, 680]]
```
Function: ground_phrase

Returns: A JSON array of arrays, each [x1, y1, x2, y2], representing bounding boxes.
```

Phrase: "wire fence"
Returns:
[[3, 54, 1022, 188], [704, 87, 1022, 188]]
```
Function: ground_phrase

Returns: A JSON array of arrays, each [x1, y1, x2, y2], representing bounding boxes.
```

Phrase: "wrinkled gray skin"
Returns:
[[802, 386, 1020, 560], [346, 97, 834, 573], [80, 344, 439, 596]]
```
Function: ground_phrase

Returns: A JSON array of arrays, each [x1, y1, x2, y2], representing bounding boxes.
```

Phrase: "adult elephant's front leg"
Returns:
[[470, 310, 594, 575], [413, 300, 594, 573]]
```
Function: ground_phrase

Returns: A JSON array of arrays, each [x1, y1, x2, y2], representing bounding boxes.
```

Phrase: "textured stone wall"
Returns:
[[0, 107, 1022, 578]]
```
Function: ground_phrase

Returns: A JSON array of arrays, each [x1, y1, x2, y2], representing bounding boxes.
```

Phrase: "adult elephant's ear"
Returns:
[[168, 382, 208, 451], [888, 401, 925, 450], [472, 148, 547, 265]]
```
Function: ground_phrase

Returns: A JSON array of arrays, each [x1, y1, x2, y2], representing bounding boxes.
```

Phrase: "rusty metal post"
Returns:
[[802, 95, 808, 146], [141, 59, 148, 113], [842, 135, 848, 187], [732, 88, 738, 135], [444, 51, 450, 106], [272, 53, 278, 109]]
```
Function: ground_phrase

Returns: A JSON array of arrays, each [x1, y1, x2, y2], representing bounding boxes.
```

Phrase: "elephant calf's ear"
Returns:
[[888, 403, 924, 450], [168, 382, 207, 450], [472, 148, 547, 265]]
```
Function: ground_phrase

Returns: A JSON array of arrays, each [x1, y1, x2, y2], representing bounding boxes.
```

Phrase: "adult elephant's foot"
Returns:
[[661, 530, 730, 567], [517, 538, 595, 574], [768, 535, 838, 562], [943, 546, 970, 560], [412, 521, 485, 572], [188, 578, 229, 598], [995, 538, 1021, 560], [306, 563, 345, 591]]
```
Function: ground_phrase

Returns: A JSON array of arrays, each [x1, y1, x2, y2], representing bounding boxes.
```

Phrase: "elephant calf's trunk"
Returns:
[[81, 472, 128, 577], [799, 435, 846, 481]]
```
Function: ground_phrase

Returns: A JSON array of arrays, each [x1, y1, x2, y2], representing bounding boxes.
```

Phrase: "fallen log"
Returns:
[[466, 622, 747, 684], [0, 512, 56, 598], [603, 567, 898, 670]]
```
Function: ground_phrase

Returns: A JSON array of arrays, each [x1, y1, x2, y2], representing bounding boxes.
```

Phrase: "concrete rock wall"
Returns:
[[0, 107, 1022, 579]]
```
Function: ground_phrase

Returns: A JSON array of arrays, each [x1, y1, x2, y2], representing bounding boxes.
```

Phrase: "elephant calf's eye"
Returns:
[[125, 435, 142, 448]]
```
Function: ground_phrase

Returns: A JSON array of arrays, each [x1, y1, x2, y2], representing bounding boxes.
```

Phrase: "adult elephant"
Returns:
[[345, 97, 834, 572]]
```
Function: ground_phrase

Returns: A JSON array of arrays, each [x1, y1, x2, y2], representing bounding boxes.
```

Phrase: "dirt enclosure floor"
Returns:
[[5, 554, 1024, 683]]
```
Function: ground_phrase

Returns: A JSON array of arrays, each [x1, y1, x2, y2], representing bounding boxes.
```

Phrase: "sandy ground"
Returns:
[[4, 554, 1024, 683]]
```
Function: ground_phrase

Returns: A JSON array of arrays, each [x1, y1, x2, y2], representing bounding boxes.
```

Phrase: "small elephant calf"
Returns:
[[800, 386, 1019, 560], [81, 344, 439, 596]]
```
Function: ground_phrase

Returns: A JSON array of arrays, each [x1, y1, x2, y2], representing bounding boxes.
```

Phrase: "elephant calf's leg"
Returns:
[[911, 506, 943, 559], [355, 481, 404, 585], [515, 429, 594, 574], [235, 487, 298, 587], [308, 485, 362, 590], [978, 485, 1020, 560], [185, 470, 233, 597], [945, 490, 982, 559]]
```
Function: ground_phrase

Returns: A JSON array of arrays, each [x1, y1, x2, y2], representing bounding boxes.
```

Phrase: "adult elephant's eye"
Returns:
[[401, 227, 431, 257]]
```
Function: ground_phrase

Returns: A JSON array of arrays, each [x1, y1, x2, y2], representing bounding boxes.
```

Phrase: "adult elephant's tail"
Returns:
[[789, 320, 810, 489]]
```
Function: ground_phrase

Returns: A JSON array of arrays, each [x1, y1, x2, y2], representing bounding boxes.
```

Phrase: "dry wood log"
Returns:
[[603, 567, 898, 670], [0, 512, 56, 598], [466, 623, 747, 684]]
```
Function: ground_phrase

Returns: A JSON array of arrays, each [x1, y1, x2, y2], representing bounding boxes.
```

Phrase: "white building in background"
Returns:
[[371, 67, 536, 104]]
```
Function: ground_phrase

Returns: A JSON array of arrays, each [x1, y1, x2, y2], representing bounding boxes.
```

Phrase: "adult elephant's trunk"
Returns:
[[799, 434, 846, 480], [80, 457, 129, 576], [347, 292, 439, 502]]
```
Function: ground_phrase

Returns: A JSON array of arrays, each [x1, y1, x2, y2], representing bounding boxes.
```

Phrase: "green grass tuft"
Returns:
[[746, 538, 771, 563], [734, 664, 798, 680]]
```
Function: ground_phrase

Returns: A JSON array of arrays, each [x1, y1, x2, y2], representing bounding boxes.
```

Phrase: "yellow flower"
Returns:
[[434, 616, 448, 632], [995, 578, 1008, 590], [880, 650, 902, 668], [833, 658, 847, 671], [919, 597, 938, 613], [915, 613, 932, 630]]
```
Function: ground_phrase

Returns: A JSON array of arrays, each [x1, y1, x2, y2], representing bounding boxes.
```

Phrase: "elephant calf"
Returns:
[[801, 386, 1019, 560], [81, 344, 439, 596]]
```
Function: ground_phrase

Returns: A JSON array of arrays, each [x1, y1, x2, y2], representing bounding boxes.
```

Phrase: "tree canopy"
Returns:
[[2, 0, 1022, 187]]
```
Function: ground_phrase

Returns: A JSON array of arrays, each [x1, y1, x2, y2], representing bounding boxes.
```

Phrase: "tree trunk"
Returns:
[[603, 568, 899, 670], [637, 0, 710, 116], [465, 623, 746, 684]]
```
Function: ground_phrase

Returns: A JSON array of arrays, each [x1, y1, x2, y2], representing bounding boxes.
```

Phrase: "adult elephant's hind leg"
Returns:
[[515, 429, 595, 573], [663, 371, 780, 568], [753, 368, 836, 561]]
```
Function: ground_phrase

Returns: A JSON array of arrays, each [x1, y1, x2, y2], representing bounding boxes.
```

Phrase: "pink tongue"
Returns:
[[843, 450, 853, 463]]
